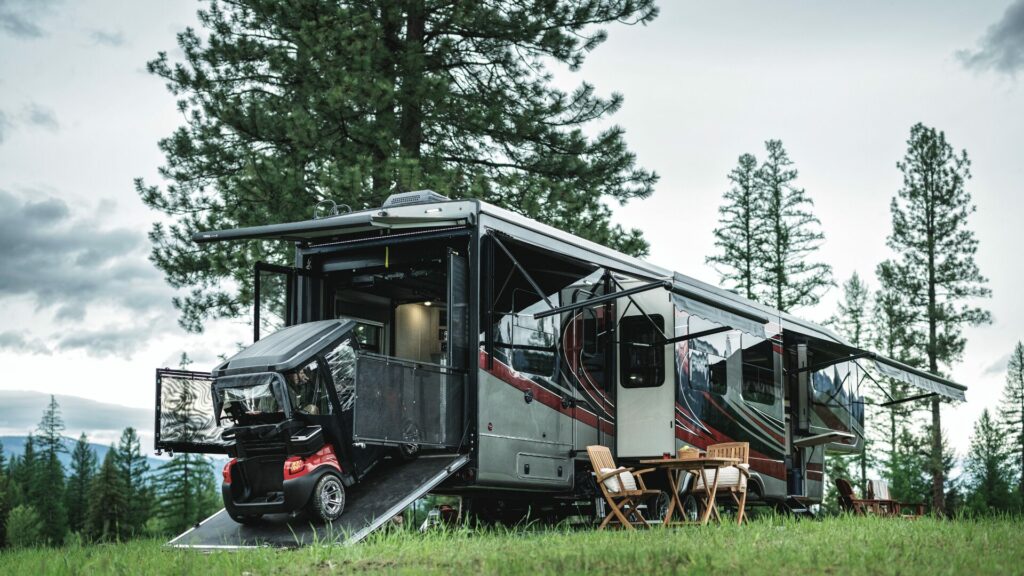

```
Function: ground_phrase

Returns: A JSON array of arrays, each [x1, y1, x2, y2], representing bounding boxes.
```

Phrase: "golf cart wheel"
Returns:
[[307, 473, 345, 523], [229, 512, 263, 525]]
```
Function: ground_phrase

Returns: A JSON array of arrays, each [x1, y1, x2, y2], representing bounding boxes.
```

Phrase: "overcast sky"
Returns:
[[0, 0, 1021, 456]]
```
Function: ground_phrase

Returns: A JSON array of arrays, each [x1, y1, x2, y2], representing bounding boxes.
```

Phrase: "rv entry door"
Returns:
[[615, 291, 675, 458]]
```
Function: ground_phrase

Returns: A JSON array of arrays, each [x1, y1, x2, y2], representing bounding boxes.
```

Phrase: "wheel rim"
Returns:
[[321, 479, 344, 515], [683, 495, 699, 522]]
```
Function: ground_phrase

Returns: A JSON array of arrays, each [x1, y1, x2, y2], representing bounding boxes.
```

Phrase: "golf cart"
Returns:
[[213, 318, 412, 524]]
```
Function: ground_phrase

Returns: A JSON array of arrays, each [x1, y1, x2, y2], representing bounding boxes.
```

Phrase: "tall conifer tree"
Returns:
[[87, 448, 127, 542], [116, 428, 153, 536], [825, 271, 873, 495], [872, 263, 927, 500], [154, 454, 218, 535], [708, 153, 762, 300], [965, 409, 1014, 513], [0, 442, 7, 547], [999, 342, 1024, 497], [881, 123, 991, 513], [34, 396, 68, 544], [66, 433, 98, 535], [136, 0, 659, 332], [755, 140, 832, 312]]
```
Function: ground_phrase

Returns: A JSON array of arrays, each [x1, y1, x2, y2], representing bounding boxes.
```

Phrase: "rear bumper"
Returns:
[[222, 466, 335, 517]]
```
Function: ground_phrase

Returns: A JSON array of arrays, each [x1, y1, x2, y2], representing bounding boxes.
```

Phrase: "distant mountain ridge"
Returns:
[[0, 435, 167, 471], [0, 390, 152, 437]]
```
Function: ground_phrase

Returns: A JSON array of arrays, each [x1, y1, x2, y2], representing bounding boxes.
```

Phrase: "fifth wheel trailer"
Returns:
[[154, 190, 967, 546]]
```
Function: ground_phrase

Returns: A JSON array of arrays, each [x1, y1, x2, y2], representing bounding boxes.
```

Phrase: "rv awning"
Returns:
[[671, 293, 766, 339], [788, 332, 967, 402]]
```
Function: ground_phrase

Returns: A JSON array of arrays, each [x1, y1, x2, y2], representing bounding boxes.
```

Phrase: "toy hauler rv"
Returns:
[[155, 191, 966, 546]]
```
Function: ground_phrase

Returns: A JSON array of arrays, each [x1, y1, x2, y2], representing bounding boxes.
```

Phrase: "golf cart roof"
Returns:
[[214, 319, 355, 377]]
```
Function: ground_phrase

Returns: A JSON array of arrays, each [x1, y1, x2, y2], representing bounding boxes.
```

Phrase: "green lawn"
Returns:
[[2, 515, 1021, 575]]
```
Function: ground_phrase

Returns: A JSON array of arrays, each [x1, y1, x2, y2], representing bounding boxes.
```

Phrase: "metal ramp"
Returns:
[[169, 453, 469, 549]]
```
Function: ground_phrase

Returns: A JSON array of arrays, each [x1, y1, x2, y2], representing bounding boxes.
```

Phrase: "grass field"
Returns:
[[1, 515, 1021, 575]]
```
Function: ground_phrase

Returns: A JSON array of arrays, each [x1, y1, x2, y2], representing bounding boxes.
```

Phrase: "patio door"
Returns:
[[615, 297, 675, 458]]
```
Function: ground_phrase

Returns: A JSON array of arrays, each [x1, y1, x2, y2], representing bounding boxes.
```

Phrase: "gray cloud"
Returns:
[[0, 190, 175, 357], [56, 320, 172, 360], [984, 353, 1011, 376], [90, 29, 125, 47], [24, 103, 58, 131], [958, 0, 1024, 76], [0, 331, 51, 354], [0, 110, 8, 143], [0, 0, 59, 38]]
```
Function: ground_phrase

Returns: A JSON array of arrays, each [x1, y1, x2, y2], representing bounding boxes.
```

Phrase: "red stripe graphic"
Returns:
[[479, 351, 615, 435]]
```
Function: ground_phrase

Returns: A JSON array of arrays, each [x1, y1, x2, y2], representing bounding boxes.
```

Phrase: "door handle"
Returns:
[[524, 388, 534, 404]]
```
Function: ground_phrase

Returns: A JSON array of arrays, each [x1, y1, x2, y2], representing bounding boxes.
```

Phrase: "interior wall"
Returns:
[[395, 303, 445, 363]]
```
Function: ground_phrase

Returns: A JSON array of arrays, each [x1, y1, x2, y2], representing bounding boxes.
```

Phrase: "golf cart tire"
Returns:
[[307, 473, 346, 523]]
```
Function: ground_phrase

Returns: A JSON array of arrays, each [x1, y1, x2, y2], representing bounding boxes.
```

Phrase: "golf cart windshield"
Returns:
[[215, 373, 287, 424]]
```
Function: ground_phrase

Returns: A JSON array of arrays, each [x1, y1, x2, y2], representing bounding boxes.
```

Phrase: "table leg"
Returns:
[[707, 467, 722, 525], [662, 468, 678, 525], [698, 469, 714, 525]]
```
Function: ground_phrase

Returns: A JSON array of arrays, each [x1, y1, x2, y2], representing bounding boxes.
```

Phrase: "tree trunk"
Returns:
[[399, 0, 425, 159]]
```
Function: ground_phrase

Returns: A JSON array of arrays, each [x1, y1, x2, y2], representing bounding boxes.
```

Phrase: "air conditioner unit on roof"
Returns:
[[381, 190, 450, 209]]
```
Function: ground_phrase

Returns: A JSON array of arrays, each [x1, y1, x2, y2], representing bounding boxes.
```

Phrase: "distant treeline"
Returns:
[[0, 396, 220, 549]]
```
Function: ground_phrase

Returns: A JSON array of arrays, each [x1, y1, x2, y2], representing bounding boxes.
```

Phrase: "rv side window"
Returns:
[[741, 337, 775, 405], [688, 323, 730, 395], [620, 314, 664, 388]]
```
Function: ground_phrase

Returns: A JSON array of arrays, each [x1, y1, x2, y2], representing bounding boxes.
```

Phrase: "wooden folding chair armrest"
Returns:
[[594, 467, 632, 482], [632, 468, 656, 476]]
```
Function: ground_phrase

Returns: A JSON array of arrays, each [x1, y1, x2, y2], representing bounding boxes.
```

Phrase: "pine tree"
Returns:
[[0, 442, 7, 548], [86, 448, 128, 542], [136, 0, 660, 333], [964, 409, 1014, 514], [755, 140, 832, 312], [9, 434, 37, 509], [154, 454, 219, 535], [825, 271, 874, 496], [826, 272, 871, 347], [65, 433, 98, 535], [882, 123, 992, 514], [33, 395, 68, 544], [999, 342, 1024, 499], [872, 263, 928, 491], [116, 427, 153, 536], [4, 505, 43, 549], [888, 426, 930, 505], [707, 153, 762, 300]]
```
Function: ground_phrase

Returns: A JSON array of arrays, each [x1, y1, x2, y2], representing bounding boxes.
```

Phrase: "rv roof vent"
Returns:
[[381, 190, 450, 209]]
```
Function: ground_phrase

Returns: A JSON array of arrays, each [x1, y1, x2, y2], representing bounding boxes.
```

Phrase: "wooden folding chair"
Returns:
[[835, 478, 884, 515], [586, 445, 659, 530], [868, 479, 925, 518], [696, 442, 750, 525]]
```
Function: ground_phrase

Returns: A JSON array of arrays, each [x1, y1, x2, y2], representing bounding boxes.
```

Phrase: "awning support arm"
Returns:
[[609, 275, 668, 341], [490, 233, 555, 311], [879, 392, 937, 408], [533, 279, 671, 320]]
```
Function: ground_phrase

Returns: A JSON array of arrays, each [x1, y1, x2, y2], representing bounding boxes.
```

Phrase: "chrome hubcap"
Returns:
[[321, 480, 343, 515]]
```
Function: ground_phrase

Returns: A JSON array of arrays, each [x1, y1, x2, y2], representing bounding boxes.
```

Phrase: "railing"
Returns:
[[352, 353, 466, 449]]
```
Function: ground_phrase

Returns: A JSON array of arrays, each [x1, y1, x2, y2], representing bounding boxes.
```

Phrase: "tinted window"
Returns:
[[741, 338, 775, 405], [620, 314, 665, 388], [688, 324, 731, 395]]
